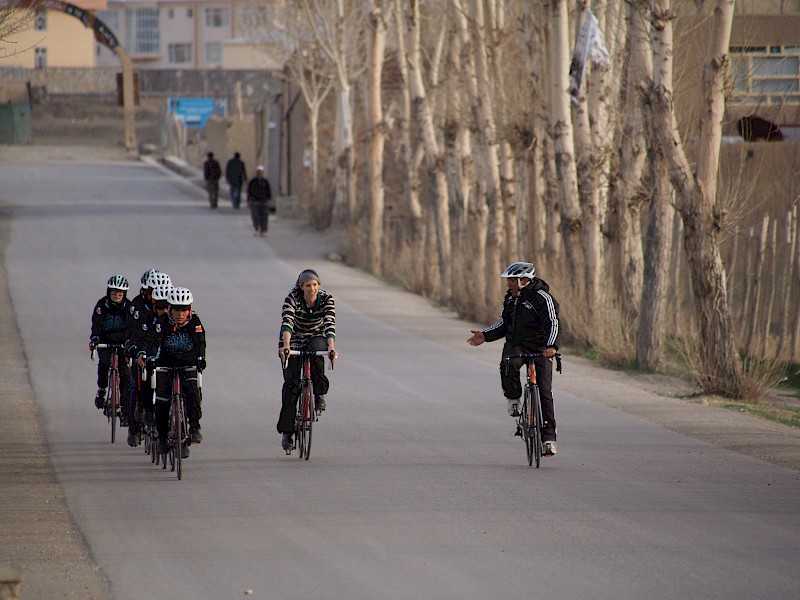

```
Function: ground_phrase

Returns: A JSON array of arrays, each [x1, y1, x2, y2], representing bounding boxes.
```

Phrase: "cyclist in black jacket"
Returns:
[[150, 287, 206, 457], [125, 269, 170, 446], [90, 275, 133, 424], [467, 262, 561, 456]]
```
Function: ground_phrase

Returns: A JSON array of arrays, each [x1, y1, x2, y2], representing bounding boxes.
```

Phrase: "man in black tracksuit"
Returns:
[[468, 262, 561, 455]]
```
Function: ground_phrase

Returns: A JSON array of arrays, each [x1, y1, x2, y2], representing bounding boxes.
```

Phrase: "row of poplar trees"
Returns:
[[277, 0, 751, 398]]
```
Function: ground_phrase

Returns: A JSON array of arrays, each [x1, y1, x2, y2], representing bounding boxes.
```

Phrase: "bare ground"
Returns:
[[1, 115, 799, 598]]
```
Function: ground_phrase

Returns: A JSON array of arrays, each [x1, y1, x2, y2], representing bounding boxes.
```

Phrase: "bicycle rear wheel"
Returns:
[[521, 388, 532, 466], [530, 384, 542, 468]]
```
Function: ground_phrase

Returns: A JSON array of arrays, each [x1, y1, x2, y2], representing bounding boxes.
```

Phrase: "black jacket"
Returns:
[[91, 296, 132, 344], [225, 157, 247, 186], [247, 176, 272, 204], [483, 278, 560, 351], [204, 158, 221, 183], [152, 312, 207, 368]]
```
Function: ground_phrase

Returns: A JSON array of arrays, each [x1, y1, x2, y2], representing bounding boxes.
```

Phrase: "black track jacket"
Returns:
[[482, 278, 560, 351]]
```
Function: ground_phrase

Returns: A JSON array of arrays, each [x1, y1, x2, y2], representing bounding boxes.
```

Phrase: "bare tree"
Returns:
[[0, 0, 41, 58], [649, 0, 743, 396]]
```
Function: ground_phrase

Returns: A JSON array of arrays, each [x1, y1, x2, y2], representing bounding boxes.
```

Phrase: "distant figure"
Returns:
[[203, 152, 222, 209], [225, 152, 247, 209], [246, 165, 272, 237]]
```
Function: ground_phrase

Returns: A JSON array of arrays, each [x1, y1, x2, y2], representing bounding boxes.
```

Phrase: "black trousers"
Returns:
[[250, 201, 269, 233], [154, 370, 202, 441], [500, 343, 556, 442], [276, 337, 329, 434], [97, 346, 131, 417]]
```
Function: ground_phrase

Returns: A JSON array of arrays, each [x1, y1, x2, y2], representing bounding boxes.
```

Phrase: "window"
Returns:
[[731, 46, 800, 105], [125, 7, 159, 54], [205, 7, 229, 28], [34, 47, 47, 68], [168, 43, 192, 64], [34, 9, 47, 31], [239, 5, 269, 29], [168, 8, 174, 19], [205, 42, 222, 64]]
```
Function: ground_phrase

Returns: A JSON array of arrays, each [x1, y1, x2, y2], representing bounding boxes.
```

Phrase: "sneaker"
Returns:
[[543, 441, 557, 456], [314, 395, 326, 412], [94, 389, 106, 409], [281, 433, 294, 452], [181, 444, 190, 459], [507, 399, 520, 417], [190, 427, 203, 444]]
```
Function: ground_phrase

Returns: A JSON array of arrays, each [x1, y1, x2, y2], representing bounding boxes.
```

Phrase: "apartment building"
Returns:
[[0, 0, 107, 68]]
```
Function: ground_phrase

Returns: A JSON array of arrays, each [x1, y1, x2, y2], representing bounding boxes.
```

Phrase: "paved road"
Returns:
[[2, 159, 799, 599]]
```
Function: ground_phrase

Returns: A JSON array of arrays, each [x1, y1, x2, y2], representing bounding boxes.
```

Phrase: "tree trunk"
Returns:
[[550, 0, 584, 295], [406, 0, 452, 304], [649, 0, 743, 396], [366, 3, 387, 276]]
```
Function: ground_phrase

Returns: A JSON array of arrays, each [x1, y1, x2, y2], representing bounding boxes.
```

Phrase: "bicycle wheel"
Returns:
[[303, 387, 313, 460], [521, 388, 532, 466], [108, 369, 118, 444], [174, 396, 183, 479], [530, 384, 543, 468]]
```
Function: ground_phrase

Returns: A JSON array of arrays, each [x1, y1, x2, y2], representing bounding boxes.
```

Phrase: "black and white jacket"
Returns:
[[483, 277, 560, 351]]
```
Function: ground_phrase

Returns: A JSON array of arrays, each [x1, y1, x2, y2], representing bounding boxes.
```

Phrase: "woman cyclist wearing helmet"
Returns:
[[90, 275, 133, 424], [150, 286, 207, 457], [467, 262, 561, 456], [125, 280, 172, 447], [125, 270, 171, 446]]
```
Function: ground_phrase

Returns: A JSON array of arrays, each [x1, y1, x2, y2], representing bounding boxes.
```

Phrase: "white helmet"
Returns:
[[106, 274, 129, 291], [146, 271, 171, 289], [501, 262, 535, 280], [168, 287, 194, 306], [151, 283, 173, 302], [141, 268, 159, 286]]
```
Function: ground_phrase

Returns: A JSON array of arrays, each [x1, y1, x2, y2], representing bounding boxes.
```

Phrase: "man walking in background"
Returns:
[[225, 152, 247, 209], [203, 152, 222, 209], [246, 165, 272, 237]]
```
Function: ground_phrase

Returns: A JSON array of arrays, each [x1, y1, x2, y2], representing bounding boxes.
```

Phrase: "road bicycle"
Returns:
[[282, 349, 335, 460], [152, 365, 200, 480], [504, 352, 561, 467], [91, 343, 125, 444]]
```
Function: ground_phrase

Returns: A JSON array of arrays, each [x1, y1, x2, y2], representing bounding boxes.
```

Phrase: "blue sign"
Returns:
[[167, 97, 227, 127]]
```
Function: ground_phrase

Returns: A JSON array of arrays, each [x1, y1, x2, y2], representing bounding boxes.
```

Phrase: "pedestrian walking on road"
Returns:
[[203, 152, 222, 209], [246, 165, 272, 237], [225, 152, 247, 209]]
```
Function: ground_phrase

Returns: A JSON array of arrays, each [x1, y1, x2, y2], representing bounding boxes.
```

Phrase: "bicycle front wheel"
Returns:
[[295, 384, 313, 460], [174, 396, 183, 480], [108, 370, 118, 444], [530, 384, 543, 468], [521, 388, 532, 466]]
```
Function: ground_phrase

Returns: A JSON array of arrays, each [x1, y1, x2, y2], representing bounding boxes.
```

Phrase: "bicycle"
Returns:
[[282, 349, 335, 460], [151, 365, 200, 480], [504, 352, 562, 468], [91, 343, 125, 444]]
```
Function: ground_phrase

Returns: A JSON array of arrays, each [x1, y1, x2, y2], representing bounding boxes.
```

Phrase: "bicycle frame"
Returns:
[[504, 352, 561, 468], [152, 366, 199, 480], [282, 349, 334, 460], [92, 343, 124, 444]]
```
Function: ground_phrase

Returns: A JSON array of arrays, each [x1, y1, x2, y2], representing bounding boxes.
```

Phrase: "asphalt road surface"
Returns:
[[2, 159, 799, 599]]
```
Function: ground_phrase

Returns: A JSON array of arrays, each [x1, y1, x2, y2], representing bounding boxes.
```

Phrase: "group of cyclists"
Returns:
[[90, 261, 560, 458], [90, 268, 205, 458]]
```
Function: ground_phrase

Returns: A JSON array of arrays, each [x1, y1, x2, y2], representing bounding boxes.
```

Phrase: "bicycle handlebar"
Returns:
[[503, 352, 563, 374], [90, 343, 124, 361], [281, 349, 336, 370]]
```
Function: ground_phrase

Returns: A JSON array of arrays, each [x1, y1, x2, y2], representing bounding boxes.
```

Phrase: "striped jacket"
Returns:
[[483, 277, 560, 351], [279, 288, 336, 349]]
